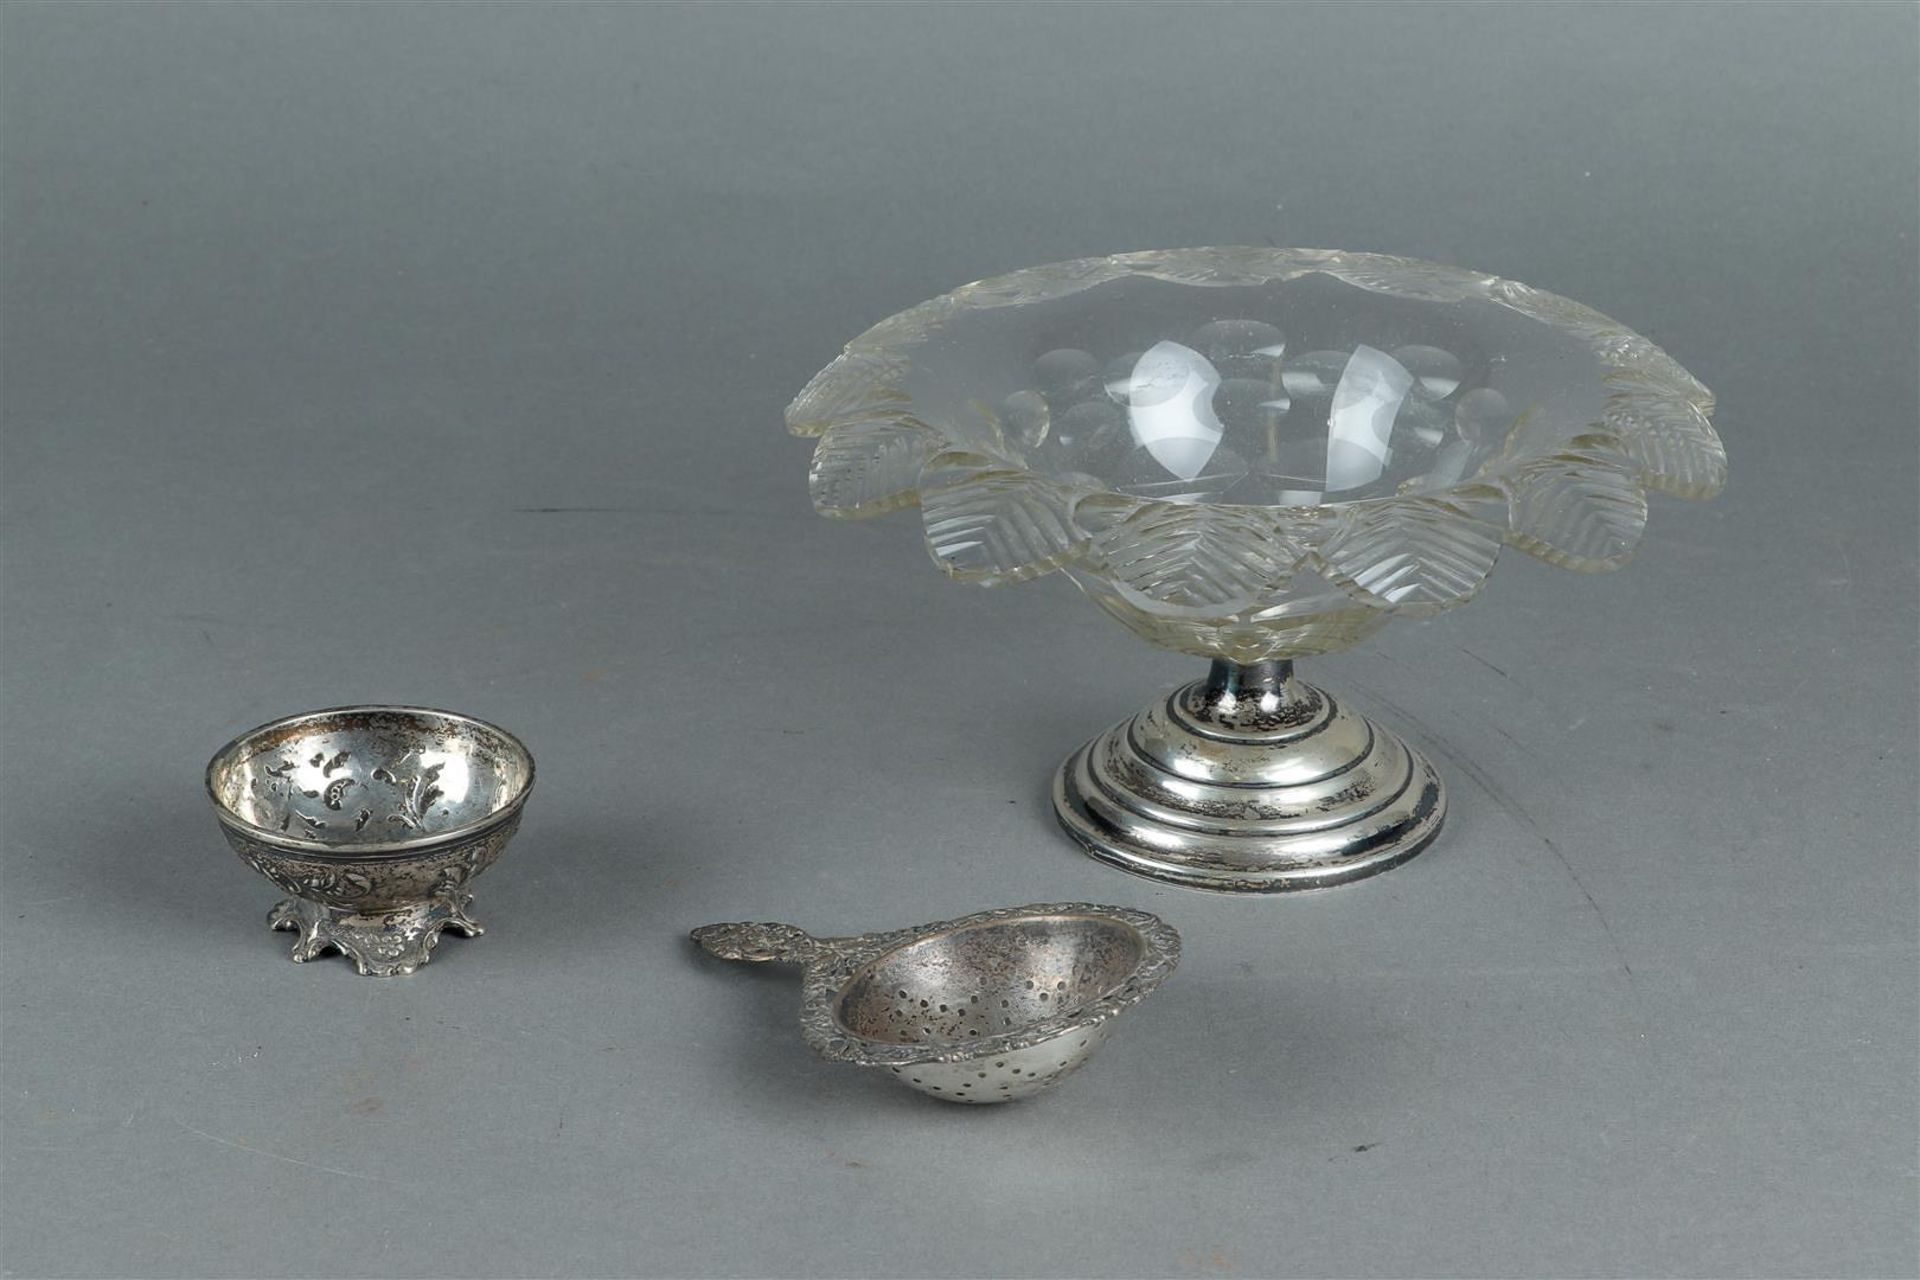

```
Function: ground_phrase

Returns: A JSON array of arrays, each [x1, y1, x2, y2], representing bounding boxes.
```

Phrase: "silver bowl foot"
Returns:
[[1052, 660, 1444, 892], [268, 894, 484, 976]]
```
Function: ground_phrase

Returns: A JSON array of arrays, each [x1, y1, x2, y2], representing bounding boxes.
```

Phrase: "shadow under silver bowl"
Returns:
[[206, 706, 535, 976], [692, 903, 1179, 1103]]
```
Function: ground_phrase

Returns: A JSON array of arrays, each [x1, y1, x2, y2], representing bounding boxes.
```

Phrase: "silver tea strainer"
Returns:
[[691, 903, 1179, 1103]]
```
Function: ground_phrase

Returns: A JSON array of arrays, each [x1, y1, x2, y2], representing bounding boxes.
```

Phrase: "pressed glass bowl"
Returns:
[[788, 248, 1722, 892]]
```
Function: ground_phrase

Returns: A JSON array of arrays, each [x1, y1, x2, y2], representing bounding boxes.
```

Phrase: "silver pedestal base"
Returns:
[[1052, 660, 1444, 893], [268, 893, 484, 976]]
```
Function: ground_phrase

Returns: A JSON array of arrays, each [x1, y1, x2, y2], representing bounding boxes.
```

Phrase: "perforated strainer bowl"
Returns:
[[691, 903, 1179, 1103]]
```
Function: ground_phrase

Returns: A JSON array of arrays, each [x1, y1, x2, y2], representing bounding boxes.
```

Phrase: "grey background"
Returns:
[[3, 3, 1915, 1277]]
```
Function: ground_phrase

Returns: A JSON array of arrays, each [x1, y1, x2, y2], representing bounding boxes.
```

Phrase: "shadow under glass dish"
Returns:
[[692, 904, 1179, 1103], [789, 248, 1723, 892], [205, 706, 535, 975]]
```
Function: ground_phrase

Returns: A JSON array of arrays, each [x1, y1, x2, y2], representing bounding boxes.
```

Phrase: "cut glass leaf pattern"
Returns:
[[1498, 445, 1650, 571], [1603, 392, 1727, 499], [1318, 498, 1505, 615], [786, 248, 1721, 661], [919, 454, 1084, 584], [1085, 502, 1306, 611], [809, 417, 938, 517], [786, 350, 912, 437]]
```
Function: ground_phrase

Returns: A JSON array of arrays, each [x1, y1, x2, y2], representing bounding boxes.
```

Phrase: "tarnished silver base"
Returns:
[[268, 893, 483, 977], [1053, 660, 1444, 892]]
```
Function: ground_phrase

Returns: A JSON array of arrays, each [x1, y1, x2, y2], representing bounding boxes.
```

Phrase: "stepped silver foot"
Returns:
[[1053, 660, 1444, 893]]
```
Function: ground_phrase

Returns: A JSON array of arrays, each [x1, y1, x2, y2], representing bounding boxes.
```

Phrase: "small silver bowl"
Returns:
[[692, 903, 1179, 1103], [206, 706, 535, 976]]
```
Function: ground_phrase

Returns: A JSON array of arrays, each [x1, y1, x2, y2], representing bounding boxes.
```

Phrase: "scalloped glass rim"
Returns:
[[787, 247, 1723, 612]]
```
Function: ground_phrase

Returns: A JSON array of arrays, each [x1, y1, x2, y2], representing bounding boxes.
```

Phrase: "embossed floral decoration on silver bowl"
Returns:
[[692, 903, 1179, 1104], [206, 706, 535, 976], [789, 248, 1724, 892]]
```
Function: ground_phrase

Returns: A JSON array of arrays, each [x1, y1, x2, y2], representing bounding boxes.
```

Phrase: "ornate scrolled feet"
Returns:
[[267, 893, 484, 977]]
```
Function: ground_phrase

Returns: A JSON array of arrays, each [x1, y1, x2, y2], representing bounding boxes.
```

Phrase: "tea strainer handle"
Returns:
[[689, 921, 822, 964]]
